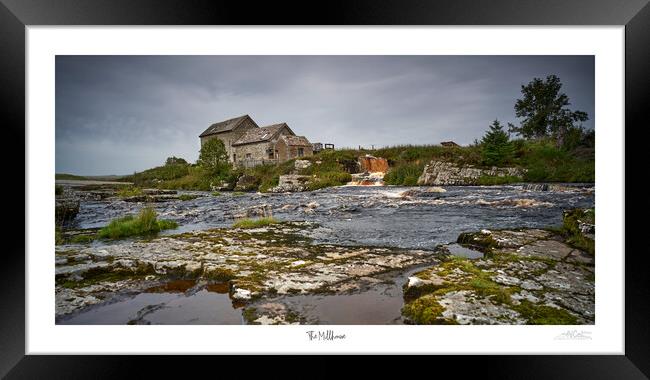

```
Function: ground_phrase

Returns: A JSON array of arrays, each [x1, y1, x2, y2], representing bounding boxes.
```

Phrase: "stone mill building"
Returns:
[[199, 115, 313, 167]]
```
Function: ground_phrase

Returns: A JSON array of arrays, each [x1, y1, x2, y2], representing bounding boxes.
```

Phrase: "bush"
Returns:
[[178, 194, 199, 201], [232, 217, 279, 229], [305, 171, 352, 190], [116, 186, 143, 198], [97, 207, 178, 239], [480, 120, 514, 166], [384, 163, 425, 185]]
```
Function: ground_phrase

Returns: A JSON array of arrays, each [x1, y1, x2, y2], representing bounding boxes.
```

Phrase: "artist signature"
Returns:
[[554, 329, 592, 340], [306, 330, 347, 342]]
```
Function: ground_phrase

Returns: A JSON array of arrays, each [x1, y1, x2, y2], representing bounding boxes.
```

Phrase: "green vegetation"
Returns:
[[211, 191, 222, 196], [178, 194, 199, 201], [480, 120, 514, 166], [70, 234, 96, 244], [511, 300, 579, 325], [232, 217, 279, 229], [304, 171, 352, 190], [116, 186, 143, 198], [55, 173, 88, 180], [510, 74, 590, 150], [97, 207, 178, 239], [556, 208, 595, 255], [232, 191, 245, 196], [383, 162, 425, 186], [198, 138, 230, 177], [55, 227, 64, 245]]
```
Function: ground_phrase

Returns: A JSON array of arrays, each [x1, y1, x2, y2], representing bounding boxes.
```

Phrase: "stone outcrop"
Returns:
[[234, 174, 260, 191], [269, 174, 311, 193], [402, 228, 594, 325], [294, 160, 312, 170], [55, 222, 439, 318], [418, 160, 525, 186], [358, 155, 389, 173]]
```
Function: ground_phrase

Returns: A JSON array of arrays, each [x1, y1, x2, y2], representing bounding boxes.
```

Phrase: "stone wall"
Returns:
[[418, 160, 525, 185], [233, 141, 276, 163], [275, 139, 313, 162]]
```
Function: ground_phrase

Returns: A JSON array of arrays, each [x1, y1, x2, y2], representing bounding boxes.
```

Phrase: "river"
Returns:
[[58, 184, 594, 325]]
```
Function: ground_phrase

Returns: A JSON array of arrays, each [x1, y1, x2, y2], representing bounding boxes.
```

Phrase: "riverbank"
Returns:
[[110, 139, 594, 193]]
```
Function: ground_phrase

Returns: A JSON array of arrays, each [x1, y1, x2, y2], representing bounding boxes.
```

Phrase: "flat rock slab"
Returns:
[[55, 222, 440, 318], [402, 228, 594, 325]]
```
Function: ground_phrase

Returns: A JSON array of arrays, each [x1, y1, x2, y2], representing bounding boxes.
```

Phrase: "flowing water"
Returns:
[[60, 184, 594, 325]]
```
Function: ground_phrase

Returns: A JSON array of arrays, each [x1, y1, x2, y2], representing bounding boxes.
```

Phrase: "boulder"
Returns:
[[294, 160, 312, 170], [417, 160, 525, 186], [269, 174, 310, 193]]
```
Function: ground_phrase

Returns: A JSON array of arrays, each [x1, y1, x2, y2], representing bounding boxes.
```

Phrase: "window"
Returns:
[[233, 154, 236, 161], [297, 148, 304, 157]]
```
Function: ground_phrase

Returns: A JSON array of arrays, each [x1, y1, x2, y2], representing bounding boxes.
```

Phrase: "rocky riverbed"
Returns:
[[55, 183, 594, 324]]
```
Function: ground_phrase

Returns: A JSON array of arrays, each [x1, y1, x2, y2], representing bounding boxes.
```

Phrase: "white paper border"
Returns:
[[27, 26, 624, 354]]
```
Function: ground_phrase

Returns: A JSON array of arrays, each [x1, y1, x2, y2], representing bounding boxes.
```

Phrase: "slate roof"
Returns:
[[232, 123, 294, 146], [199, 115, 255, 137], [280, 135, 312, 146]]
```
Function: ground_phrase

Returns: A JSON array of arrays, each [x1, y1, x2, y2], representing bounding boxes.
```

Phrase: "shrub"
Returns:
[[232, 217, 279, 229], [116, 186, 143, 198], [384, 163, 425, 185], [480, 120, 514, 166], [178, 194, 199, 201], [97, 207, 178, 239], [305, 171, 352, 190]]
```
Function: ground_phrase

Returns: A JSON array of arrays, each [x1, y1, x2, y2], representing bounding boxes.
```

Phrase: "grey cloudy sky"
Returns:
[[56, 55, 594, 175]]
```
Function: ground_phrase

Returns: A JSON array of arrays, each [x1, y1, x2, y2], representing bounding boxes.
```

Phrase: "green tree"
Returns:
[[510, 75, 589, 148], [198, 138, 230, 176], [165, 156, 188, 166], [481, 120, 513, 166]]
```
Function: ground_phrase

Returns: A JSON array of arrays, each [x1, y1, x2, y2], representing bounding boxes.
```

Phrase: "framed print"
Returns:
[[3, 0, 647, 377]]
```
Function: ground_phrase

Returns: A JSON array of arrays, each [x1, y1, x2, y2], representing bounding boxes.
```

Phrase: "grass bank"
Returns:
[[97, 207, 178, 239], [122, 138, 593, 192]]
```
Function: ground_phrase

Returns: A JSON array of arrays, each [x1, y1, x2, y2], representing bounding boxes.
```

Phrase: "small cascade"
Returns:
[[346, 154, 389, 186]]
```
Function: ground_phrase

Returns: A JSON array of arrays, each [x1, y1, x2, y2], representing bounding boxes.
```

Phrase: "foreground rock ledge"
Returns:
[[55, 222, 439, 318], [402, 228, 594, 325]]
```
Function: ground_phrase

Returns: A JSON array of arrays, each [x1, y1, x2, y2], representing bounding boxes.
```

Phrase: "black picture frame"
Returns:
[[2, 0, 647, 377]]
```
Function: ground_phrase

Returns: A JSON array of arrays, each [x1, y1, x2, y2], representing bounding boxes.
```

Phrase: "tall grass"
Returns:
[[116, 186, 143, 197], [97, 207, 178, 239], [232, 217, 279, 229], [383, 162, 425, 186]]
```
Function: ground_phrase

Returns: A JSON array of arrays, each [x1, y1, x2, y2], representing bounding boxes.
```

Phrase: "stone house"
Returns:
[[199, 115, 259, 162], [199, 115, 313, 166]]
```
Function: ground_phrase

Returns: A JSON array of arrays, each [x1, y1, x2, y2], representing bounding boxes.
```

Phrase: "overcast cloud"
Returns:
[[55, 55, 594, 175]]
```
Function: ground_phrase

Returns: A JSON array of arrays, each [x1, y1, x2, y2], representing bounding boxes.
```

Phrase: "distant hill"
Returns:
[[55, 173, 88, 180], [55, 173, 130, 181]]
